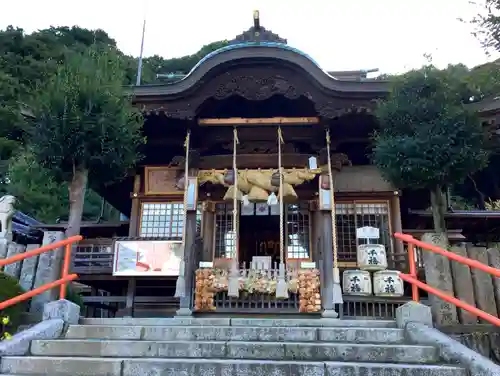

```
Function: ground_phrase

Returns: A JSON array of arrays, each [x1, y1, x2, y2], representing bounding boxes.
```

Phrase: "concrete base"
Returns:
[[65, 326, 405, 343], [406, 322, 500, 376], [30, 339, 439, 363], [0, 357, 467, 376], [0, 319, 64, 356], [43, 299, 80, 325], [321, 309, 339, 318], [396, 301, 433, 329], [175, 308, 192, 317]]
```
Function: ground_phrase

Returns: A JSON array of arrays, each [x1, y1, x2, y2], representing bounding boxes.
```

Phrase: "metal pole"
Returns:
[[135, 18, 147, 86]]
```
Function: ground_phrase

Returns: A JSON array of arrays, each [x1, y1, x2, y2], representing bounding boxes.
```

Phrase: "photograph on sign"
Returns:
[[113, 240, 183, 276]]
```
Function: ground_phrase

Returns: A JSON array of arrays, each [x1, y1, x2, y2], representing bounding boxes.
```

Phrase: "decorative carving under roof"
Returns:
[[229, 10, 287, 45]]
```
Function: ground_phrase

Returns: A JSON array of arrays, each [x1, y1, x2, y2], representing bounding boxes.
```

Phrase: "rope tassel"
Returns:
[[174, 130, 191, 298], [326, 129, 343, 305], [228, 127, 240, 298], [276, 126, 289, 299]]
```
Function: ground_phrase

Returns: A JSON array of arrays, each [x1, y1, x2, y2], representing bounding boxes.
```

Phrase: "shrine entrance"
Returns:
[[239, 204, 281, 265]]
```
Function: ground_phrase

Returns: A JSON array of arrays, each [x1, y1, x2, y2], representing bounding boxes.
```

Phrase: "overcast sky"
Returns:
[[1, 0, 498, 75]]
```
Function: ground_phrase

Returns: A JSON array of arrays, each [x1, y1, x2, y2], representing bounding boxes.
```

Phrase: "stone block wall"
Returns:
[[420, 235, 500, 326], [421, 234, 500, 363], [450, 332, 500, 364], [0, 231, 66, 318]]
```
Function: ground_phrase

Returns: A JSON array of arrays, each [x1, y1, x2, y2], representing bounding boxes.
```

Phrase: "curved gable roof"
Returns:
[[133, 12, 389, 98], [133, 42, 389, 98]]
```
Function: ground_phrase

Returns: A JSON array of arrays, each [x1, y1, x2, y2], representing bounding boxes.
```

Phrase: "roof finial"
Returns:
[[253, 10, 260, 29]]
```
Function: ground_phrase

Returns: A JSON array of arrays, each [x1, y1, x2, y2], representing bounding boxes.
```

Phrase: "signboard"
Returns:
[[199, 261, 214, 268], [300, 261, 317, 269], [113, 240, 183, 276], [356, 226, 380, 240], [144, 166, 183, 196]]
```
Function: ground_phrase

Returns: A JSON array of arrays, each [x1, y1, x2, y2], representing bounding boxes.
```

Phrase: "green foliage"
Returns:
[[0, 72, 30, 185], [30, 47, 144, 235], [466, 61, 500, 100], [468, 0, 500, 53], [372, 66, 490, 190], [6, 152, 119, 223], [0, 26, 117, 92], [1, 315, 12, 340], [0, 25, 121, 211], [372, 66, 491, 231], [0, 23, 227, 223], [0, 273, 26, 334], [31, 47, 145, 186]]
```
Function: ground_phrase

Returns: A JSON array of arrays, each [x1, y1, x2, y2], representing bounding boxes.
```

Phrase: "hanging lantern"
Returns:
[[271, 171, 281, 187], [224, 169, 236, 186], [320, 174, 330, 190]]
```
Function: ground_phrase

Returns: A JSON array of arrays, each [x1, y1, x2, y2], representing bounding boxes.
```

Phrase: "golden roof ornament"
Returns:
[[253, 10, 260, 29], [229, 10, 287, 44]]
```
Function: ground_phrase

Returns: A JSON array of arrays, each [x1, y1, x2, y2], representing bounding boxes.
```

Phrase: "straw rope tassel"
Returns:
[[228, 127, 240, 298], [326, 128, 343, 304], [276, 127, 289, 299], [174, 129, 191, 298]]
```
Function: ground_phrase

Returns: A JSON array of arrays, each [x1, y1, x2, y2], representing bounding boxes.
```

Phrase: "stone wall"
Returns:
[[0, 231, 66, 318], [421, 235, 500, 326], [449, 331, 500, 364], [421, 234, 500, 362], [0, 239, 37, 290]]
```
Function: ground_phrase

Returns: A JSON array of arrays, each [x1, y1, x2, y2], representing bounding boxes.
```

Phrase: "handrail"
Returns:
[[394, 232, 500, 327], [0, 235, 82, 311]]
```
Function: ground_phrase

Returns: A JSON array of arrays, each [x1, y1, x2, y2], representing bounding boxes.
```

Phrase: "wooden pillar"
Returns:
[[123, 173, 141, 317], [128, 174, 141, 237], [390, 192, 404, 269], [201, 202, 215, 262], [177, 166, 199, 316], [177, 211, 197, 315], [311, 207, 322, 263], [320, 211, 338, 318], [88, 287, 98, 318], [123, 278, 136, 318]]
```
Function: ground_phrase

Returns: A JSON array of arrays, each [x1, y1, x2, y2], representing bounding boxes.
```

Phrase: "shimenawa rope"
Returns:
[[228, 127, 240, 297], [276, 127, 288, 298], [326, 128, 343, 304]]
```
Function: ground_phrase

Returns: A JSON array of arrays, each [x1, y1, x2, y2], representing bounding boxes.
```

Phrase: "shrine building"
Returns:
[[46, 12, 497, 318]]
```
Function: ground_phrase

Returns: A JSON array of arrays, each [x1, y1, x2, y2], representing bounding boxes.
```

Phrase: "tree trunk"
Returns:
[[430, 185, 447, 234], [66, 167, 88, 238]]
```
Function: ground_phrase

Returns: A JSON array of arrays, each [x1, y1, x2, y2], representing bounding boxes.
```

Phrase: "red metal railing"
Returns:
[[395, 232, 500, 327], [0, 236, 82, 311]]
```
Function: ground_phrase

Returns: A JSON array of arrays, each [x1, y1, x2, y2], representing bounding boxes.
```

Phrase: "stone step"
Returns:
[[0, 357, 467, 376], [30, 339, 438, 363], [80, 317, 397, 328], [65, 325, 405, 342]]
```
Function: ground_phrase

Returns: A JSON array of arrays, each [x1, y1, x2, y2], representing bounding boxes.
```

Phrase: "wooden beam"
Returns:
[[198, 153, 315, 169], [198, 117, 320, 126]]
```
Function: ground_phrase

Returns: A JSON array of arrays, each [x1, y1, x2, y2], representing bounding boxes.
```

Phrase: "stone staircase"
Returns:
[[0, 316, 467, 376]]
